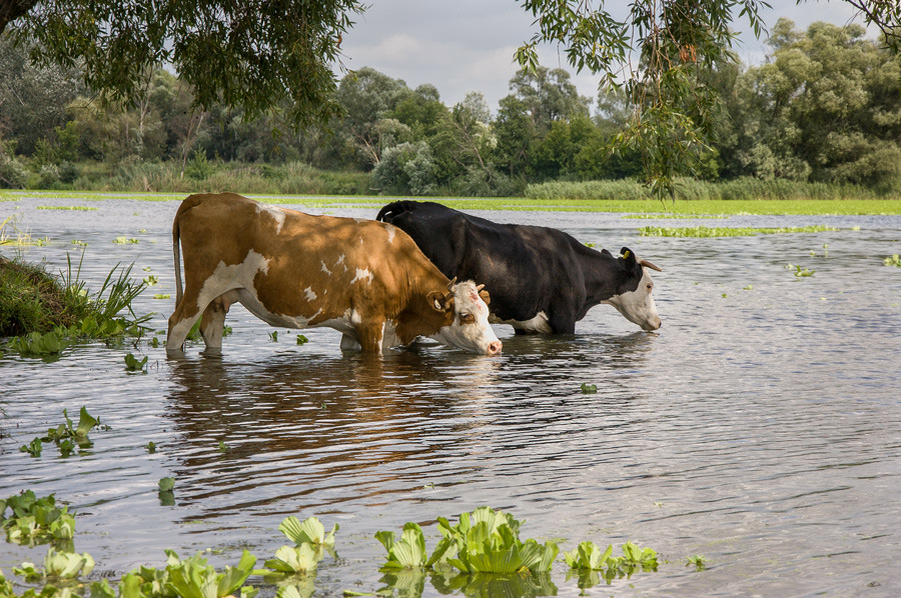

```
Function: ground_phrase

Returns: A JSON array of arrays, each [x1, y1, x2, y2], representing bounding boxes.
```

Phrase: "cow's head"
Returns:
[[604, 247, 662, 331], [427, 279, 502, 355]]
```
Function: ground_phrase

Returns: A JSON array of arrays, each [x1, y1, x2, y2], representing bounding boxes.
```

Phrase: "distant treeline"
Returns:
[[1, 19, 900, 198]]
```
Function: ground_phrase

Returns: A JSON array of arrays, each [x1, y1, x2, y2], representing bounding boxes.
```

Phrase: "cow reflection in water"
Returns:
[[163, 351, 500, 511]]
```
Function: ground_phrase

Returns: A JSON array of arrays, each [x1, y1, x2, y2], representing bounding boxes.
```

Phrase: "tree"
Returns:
[[517, 0, 900, 198], [1, 0, 363, 130], [728, 19, 901, 189]]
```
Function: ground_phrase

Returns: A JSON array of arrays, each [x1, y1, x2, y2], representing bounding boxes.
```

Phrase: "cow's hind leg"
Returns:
[[199, 295, 232, 353], [167, 302, 202, 354]]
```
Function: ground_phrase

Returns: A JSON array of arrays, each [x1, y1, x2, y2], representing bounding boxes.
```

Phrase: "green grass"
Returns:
[[0, 253, 149, 338], [639, 225, 840, 237], [3, 190, 901, 215]]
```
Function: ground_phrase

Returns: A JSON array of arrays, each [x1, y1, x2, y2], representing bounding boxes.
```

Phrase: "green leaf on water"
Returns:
[[158, 477, 175, 492]]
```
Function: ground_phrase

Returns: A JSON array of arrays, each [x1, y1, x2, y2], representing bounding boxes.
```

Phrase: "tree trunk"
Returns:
[[0, 0, 39, 34]]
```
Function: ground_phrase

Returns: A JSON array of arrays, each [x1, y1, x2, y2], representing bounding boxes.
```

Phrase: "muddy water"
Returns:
[[1, 195, 900, 597]]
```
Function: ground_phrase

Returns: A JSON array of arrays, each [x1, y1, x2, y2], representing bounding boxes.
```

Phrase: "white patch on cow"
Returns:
[[603, 268, 661, 331], [350, 267, 373, 285], [385, 224, 396, 244], [429, 280, 502, 355], [196, 250, 270, 314], [255, 203, 286, 234], [321, 260, 331, 275], [499, 311, 552, 334], [335, 254, 345, 267], [382, 320, 401, 350], [303, 286, 317, 301]]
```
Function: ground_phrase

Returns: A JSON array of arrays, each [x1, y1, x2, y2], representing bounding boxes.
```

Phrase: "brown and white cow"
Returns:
[[166, 193, 502, 355]]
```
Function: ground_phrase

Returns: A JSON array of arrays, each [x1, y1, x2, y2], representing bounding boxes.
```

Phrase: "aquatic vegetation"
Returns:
[[622, 213, 727, 219], [158, 478, 175, 492], [296, 334, 308, 345], [147, 442, 157, 453], [686, 554, 709, 571], [13, 547, 95, 582], [564, 540, 658, 587], [124, 352, 148, 372], [376, 522, 429, 569], [70, 239, 88, 246], [0, 491, 76, 547], [269, 331, 279, 341], [262, 516, 339, 582], [580, 383, 597, 394], [884, 254, 901, 267], [7, 331, 69, 356], [278, 516, 339, 552], [153, 293, 171, 299], [638, 225, 838, 237], [788, 264, 815, 277], [21, 407, 103, 458], [112, 236, 139, 244], [143, 275, 159, 286], [375, 506, 559, 576], [36, 205, 97, 211], [165, 549, 258, 598]]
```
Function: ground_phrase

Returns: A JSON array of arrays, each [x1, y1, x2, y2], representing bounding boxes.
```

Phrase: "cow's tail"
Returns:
[[376, 200, 420, 223], [172, 209, 184, 306]]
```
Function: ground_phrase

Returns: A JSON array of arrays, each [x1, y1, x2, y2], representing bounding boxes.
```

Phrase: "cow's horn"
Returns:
[[476, 283, 485, 292], [640, 259, 662, 272], [446, 276, 458, 291]]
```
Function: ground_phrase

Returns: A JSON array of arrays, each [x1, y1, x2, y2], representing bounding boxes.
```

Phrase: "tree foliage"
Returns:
[[3, 0, 363, 130]]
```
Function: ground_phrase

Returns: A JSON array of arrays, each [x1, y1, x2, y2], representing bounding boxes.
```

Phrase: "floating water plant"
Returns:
[[685, 554, 709, 571], [158, 478, 175, 492], [164, 549, 258, 598], [884, 254, 901, 267], [436, 506, 558, 575], [376, 522, 429, 569], [0, 491, 76, 547], [147, 441, 157, 453], [564, 540, 658, 587], [13, 547, 95, 582], [124, 352, 148, 372], [278, 516, 339, 553], [580, 383, 597, 394], [143, 275, 159, 286], [153, 293, 171, 299], [791, 264, 815, 277], [112, 236, 139, 244], [296, 334, 308, 345], [7, 331, 68, 357], [269, 331, 279, 342]]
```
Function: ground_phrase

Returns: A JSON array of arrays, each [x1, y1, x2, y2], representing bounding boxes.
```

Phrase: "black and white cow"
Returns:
[[376, 200, 662, 334]]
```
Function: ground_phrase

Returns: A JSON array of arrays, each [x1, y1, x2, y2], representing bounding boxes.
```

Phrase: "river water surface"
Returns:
[[1, 195, 900, 597]]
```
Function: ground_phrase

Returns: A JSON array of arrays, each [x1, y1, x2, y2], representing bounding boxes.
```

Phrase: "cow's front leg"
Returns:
[[199, 295, 231, 352]]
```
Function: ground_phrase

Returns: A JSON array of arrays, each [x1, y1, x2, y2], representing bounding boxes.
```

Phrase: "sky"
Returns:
[[338, 0, 877, 111]]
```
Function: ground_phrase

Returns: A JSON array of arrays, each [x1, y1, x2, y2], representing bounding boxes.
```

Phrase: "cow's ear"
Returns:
[[428, 290, 452, 312], [620, 247, 639, 270], [479, 289, 491, 305]]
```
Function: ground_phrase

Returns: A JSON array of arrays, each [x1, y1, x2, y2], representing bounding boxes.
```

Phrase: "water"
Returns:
[[2, 195, 900, 597]]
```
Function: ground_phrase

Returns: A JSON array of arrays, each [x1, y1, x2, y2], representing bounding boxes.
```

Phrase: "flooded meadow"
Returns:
[[1, 195, 900, 597]]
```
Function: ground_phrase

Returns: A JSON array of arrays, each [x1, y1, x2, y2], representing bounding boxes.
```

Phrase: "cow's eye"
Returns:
[[647, 283, 653, 292], [459, 312, 474, 324]]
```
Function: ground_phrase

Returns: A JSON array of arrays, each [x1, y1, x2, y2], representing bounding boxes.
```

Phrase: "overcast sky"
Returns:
[[339, 1, 876, 111]]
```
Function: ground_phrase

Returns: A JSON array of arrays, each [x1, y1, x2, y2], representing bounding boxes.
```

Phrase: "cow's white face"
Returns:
[[605, 267, 661, 331], [429, 280, 502, 355]]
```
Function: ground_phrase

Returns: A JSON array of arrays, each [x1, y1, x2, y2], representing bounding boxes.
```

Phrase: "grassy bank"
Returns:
[[0, 252, 149, 344]]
